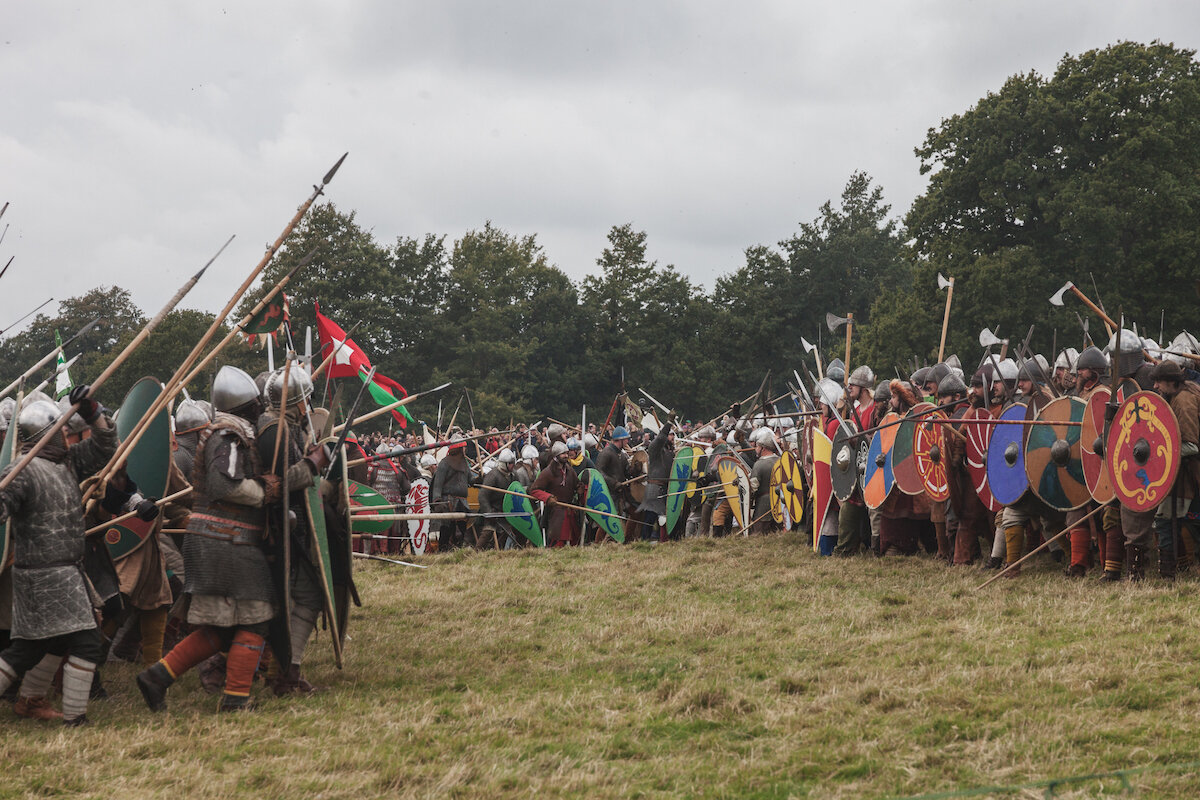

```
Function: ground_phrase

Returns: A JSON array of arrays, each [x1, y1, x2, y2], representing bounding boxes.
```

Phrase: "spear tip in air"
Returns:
[[322, 153, 349, 186]]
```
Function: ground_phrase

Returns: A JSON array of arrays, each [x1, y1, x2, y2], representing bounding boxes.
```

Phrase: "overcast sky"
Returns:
[[3, 2, 1198, 334]]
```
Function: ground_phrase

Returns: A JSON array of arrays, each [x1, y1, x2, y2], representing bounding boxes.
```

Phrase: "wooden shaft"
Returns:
[[482, 484, 634, 523], [268, 355, 293, 473], [1069, 285, 1117, 336], [0, 345, 63, 402], [975, 501, 1106, 590], [843, 313, 853, 388], [332, 383, 450, 435], [84, 487, 194, 536], [918, 417, 1082, 427], [937, 279, 954, 363]]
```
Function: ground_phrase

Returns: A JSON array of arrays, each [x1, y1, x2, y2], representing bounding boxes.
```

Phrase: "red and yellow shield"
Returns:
[[1106, 391, 1181, 512]]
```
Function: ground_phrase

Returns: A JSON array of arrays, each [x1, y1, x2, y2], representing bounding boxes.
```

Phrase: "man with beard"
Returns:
[[530, 442, 580, 547], [431, 436, 475, 550]]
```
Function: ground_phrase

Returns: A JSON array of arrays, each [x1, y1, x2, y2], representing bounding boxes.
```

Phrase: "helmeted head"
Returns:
[[1107, 329, 1145, 378], [695, 425, 717, 442], [583, 433, 598, 449], [420, 453, 437, 468], [546, 423, 566, 441], [611, 426, 630, 443], [1167, 331, 1200, 366], [817, 378, 844, 409], [0, 397, 14, 433], [57, 396, 88, 435], [264, 365, 315, 408], [18, 399, 62, 442], [566, 437, 581, 452], [848, 365, 875, 389], [551, 441, 569, 461], [212, 366, 262, 415], [937, 373, 967, 400], [926, 363, 951, 393], [521, 444, 539, 462], [175, 398, 211, 433], [873, 381, 891, 403], [497, 448, 516, 466], [826, 358, 846, 384]]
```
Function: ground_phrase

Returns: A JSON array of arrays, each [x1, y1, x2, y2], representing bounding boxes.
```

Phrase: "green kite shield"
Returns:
[[502, 480, 543, 547], [581, 468, 624, 543], [1106, 391, 1181, 512], [116, 377, 171, 500], [1024, 396, 1089, 512], [304, 485, 343, 668], [347, 479, 392, 535], [665, 446, 693, 536]]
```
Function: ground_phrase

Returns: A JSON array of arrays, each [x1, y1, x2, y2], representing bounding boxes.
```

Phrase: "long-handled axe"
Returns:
[[825, 312, 854, 387], [937, 273, 955, 363], [801, 336, 824, 379], [1050, 281, 1116, 338]]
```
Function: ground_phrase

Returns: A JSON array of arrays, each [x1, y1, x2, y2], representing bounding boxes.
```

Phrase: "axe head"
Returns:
[[1049, 281, 1074, 306], [801, 337, 816, 354], [826, 312, 850, 332], [978, 328, 1003, 348], [937, 272, 953, 290]]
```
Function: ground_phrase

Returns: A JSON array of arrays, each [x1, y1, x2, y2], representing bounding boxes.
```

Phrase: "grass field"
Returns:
[[3, 533, 1200, 799]]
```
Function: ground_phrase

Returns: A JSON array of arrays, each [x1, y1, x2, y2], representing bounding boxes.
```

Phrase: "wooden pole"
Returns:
[[976, 502, 1106, 590], [1070, 285, 1117, 337], [937, 277, 954, 363], [84, 487, 194, 536], [483, 484, 635, 524], [331, 382, 451, 435], [843, 313, 853, 387]]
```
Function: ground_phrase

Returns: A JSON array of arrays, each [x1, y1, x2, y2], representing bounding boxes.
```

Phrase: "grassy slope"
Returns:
[[3, 535, 1199, 799]]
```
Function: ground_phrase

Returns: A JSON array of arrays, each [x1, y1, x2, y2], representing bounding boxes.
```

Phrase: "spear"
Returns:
[[351, 552, 428, 569], [83, 487, 194, 536], [89, 153, 347, 499], [0, 256, 13, 282], [0, 297, 54, 337], [332, 381, 452, 436], [347, 426, 506, 468], [0, 318, 100, 401], [0, 244, 219, 494], [483, 484, 636, 524]]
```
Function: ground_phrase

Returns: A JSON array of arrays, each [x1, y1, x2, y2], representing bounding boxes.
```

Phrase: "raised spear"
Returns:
[[0, 297, 54, 337], [0, 318, 100, 402], [0, 256, 13, 282], [0, 244, 219, 493]]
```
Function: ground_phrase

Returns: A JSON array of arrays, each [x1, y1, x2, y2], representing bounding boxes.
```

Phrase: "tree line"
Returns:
[[2, 42, 1197, 426]]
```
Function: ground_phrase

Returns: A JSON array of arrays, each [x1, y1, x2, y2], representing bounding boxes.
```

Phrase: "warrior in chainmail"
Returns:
[[431, 438, 475, 549], [478, 449, 518, 549], [136, 366, 283, 713], [254, 366, 330, 696], [636, 421, 675, 542], [0, 385, 117, 726]]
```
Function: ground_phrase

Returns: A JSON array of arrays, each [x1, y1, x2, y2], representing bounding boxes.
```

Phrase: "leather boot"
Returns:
[[14, 696, 62, 721], [135, 662, 174, 712], [1126, 543, 1145, 582], [272, 664, 317, 697]]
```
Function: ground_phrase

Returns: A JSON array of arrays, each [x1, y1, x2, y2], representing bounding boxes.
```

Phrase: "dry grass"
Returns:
[[3, 534, 1200, 799]]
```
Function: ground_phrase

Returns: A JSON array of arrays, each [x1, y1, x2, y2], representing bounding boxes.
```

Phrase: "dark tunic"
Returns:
[[636, 423, 674, 517], [530, 460, 580, 546]]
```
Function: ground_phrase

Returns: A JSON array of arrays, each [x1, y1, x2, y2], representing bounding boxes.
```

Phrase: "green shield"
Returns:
[[107, 377, 171, 559], [501, 481, 543, 547], [304, 485, 343, 668], [347, 479, 392, 534], [666, 446, 693, 536], [581, 468, 624, 543]]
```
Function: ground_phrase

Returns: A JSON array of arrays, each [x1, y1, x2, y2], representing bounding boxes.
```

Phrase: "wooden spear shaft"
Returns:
[[1070, 285, 1117, 338], [0, 245, 220, 494], [843, 313, 853, 388], [83, 487, 194, 536], [332, 382, 452, 435], [937, 277, 954, 363], [483, 484, 635, 523], [975, 501, 1107, 590]]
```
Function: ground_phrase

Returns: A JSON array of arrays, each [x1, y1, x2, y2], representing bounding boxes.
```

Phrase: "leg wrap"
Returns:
[[162, 627, 223, 680], [139, 607, 169, 667], [61, 656, 96, 721], [1069, 527, 1091, 570], [290, 605, 319, 666], [223, 630, 266, 699], [17, 654, 61, 700]]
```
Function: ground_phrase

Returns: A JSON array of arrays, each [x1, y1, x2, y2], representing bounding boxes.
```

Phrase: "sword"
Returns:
[[638, 387, 675, 423]]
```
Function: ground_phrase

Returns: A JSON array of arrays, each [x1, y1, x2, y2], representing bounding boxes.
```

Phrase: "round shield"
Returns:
[[962, 407, 1001, 512], [986, 402, 1030, 507], [769, 458, 784, 524], [914, 411, 950, 502], [582, 468, 625, 543], [777, 451, 805, 528], [406, 478, 430, 555], [1024, 396, 1089, 511], [892, 402, 933, 496], [830, 420, 860, 502], [715, 455, 750, 533], [1081, 388, 1116, 504], [863, 412, 898, 509], [1106, 391, 1181, 512]]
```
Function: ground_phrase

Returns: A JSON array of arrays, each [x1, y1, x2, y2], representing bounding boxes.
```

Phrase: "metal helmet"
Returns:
[[695, 425, 717, 441], [1107, 328, 1145, 378], [826, 358, 846, 383], [566, 437, 581, 451], [212, 366, 261, 413], [927, 363, 951, 386], [18, 399, 62, 441], [996, 358, 1018, 382], [945, 354, 962, 372], [0, 397, 15, 432], [873, 380, 890, 403], [1054, 348, 1079, 371], [1017, 360, 1047, 384], [751, 426, 773, 447], [546, 423, 566, 440], [420, 453, 437, 467], [937, 373, 967, 396], [57, 396, 88, 434], [497, 448, 516, 465], [771, 416, 793, 429], [817, 378, 844, 408], [1167, 331, 1200, 366], [264, 365, 314, 408], [481, 459, 496, 474], [848, 365, 875, 388], [175, 398, 211, 432], [910, 366, 930, 387], [521, 444, 540, 460], [1076, 345, 1107, 373], [583, 433, 598, 448], [611, 426, 630, 441], [551, 441, 569, 457]]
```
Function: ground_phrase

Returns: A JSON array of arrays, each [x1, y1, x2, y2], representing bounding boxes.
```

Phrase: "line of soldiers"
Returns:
[[0, 363, 350, 725]]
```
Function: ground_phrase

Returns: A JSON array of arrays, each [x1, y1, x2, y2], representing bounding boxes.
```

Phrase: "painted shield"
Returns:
[[914, 411, 950, 502], [777, 450, 805, 530], [406, 478, 430, 555], [892, 402, 933, 496], [502, 480, 544, 547], [582, 468, 624, 543], [1106, 391, 1181, 512], [1025, 396, 1089, 512], [117, 377, 171, 499], [769, 458, 784, 524], [986, 402, 1031, 507], [628, 450, 648, 505], [716, 455, 750, 533], [686, 448, 703, 499], [830, 420, 860, 503], [811, 428, 833, 551], [1082, 388, 1117, 504], [665, 447, 693, 537], [863, 412, 898, 510], [348, 480, 392, 534], [304, 485, 342, 667], [962, 407, 1001, 512]]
